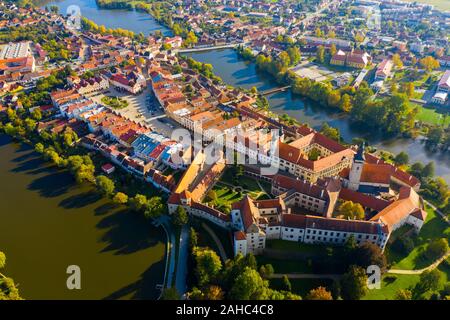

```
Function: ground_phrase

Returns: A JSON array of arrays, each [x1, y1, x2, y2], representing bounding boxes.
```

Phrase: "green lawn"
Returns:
[[364, 262, 450, 300], [270, 278, 333, 298], [414, 104, 450, 126], [256, 255, 313, 274], [363, 274, 421, 300], [386, 205, 450, 270], [265, 239, 339, 256]]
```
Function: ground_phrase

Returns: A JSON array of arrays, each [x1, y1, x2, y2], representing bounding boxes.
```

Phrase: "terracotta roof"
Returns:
[[272, 174, 330, 200], [360, 163, 392, 184], [306, 214, 382, 234], [232, 195, 260, 230], [364, 153, 420, 188], [370, 187, 422, 231], [234, 231, 247, 241], [282, 214, 307, 228]]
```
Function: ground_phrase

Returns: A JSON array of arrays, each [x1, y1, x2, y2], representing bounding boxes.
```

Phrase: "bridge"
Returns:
[[260, 86, 291, 96], [177, 43, 241, 53]]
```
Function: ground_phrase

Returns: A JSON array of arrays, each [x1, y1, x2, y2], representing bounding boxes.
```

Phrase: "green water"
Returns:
[[0, 135, 166, 299]]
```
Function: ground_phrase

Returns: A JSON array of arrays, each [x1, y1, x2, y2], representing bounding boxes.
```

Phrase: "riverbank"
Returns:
[[0, 134, 167, 299]]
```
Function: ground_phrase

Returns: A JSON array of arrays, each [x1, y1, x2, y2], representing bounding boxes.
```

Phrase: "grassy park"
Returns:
[[101, 95, 129, 109], [386, 205, 450, 270]]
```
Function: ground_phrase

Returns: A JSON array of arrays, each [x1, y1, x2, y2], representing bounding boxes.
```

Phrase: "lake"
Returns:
[[0, 135, 166, 299], [43, 0, 172, 36]]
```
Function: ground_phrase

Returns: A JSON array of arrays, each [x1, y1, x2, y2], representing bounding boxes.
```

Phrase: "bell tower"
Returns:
[[349, 143, 365, 191]]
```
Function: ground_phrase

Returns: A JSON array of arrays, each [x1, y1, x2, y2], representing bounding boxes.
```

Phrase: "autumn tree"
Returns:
[[338, 201, 365, 220], [112, 192, 128, 205], [392, 53, 403, 68], [419, 56, 440, 72], [316, 45, 325, 64], [340, 94, 352, 112], [306, 286, 333, 300], [395, 289, 412, 300]]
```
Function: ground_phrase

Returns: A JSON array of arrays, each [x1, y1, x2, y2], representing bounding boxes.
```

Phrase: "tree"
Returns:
[[189, 227, 198, 249], [34, 143, 44, 154], [415, 269, 442, 295], [31, 108, 42, 121], [0, 251, 5, 269], [400, 82, 415, 98], [96, 175, 115, 197], [419, 56, 440, 72], [161, 287, 180, 300], [306, 286, 333, 300], [184, 31, 198, 47], [327, 90, 341, 108], [316, 45, 325, 64], [315, 27, 323, 38], [287, 46, 301, 66], [354, 33, 364, 44], [340, 94, 352, 112], [354, 242, 387, 273], [277, 51, 291, 70], [327, 30, 336, 39], [144, 196, 165, 219], [340, 265, 368, 300], [395, 289, 412, 300], [129, 194, 148, 212], [172, 205, 189, 226], [422, 162, 435, 178], [112, 192, 128, 205], [281, 275, 291, 292], [338, 201, 365, 220], [229, 267, 269, 300], [425, 238, 449, 260], [392, 54, 403, 68], [259, 264, 274, 279], [194, 248, 222, 287], [204, 285, 224, 300], [394, 151, 409, 166], [320, 123, 341, 142], [330, 43, 337, 57]]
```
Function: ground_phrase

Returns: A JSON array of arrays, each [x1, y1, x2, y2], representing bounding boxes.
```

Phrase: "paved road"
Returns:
[[175, 224, 190, 297], [154, 215, 176, 288], [202, 222, 228, 262], [388, 251, 450, 275]]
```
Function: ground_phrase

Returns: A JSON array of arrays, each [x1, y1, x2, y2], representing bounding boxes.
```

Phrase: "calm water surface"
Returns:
[[44, 0, 172, 36], [0, 135, 166, 299]]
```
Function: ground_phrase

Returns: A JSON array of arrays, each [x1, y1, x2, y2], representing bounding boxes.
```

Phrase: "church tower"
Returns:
[[348, 143, 365, 191]]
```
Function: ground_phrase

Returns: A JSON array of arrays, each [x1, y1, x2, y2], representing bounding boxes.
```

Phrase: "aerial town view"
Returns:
[[0, 0, 449, 305]]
